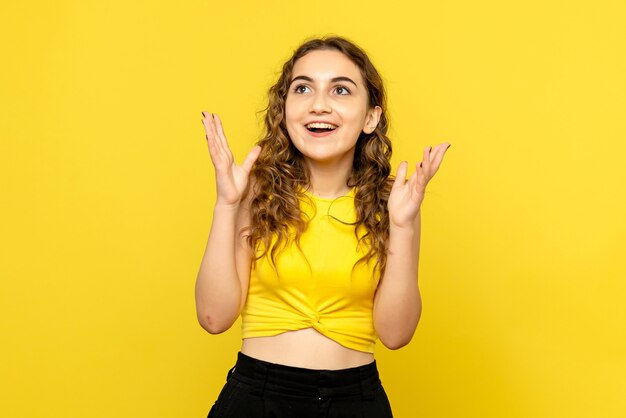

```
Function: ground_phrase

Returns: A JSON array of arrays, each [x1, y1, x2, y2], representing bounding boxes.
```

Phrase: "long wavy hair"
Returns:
[[247, 36, 393, 276]]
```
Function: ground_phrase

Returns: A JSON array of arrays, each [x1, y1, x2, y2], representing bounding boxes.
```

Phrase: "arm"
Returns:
[[373, 143, 451, 349], [195, 199, 253, 334], [373, 212, 422, 349], [194, 111, 261, 334]]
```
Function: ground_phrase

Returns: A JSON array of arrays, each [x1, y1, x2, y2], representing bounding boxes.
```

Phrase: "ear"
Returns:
[[362, 106, 383, 134]]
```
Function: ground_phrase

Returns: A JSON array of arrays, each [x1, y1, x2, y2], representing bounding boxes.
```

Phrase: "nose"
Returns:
[[310, 92, 331, 113]]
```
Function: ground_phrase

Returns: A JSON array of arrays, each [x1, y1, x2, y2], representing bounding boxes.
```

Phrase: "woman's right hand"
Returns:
[[201, 111, 262, 206]]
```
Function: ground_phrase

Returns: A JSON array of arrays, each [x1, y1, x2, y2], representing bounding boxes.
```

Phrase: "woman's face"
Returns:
[[285, 49, 381, 166]]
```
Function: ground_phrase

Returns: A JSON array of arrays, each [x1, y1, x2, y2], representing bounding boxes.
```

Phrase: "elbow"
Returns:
[[195, 292, 242, 335], [197, 313, 233, 335], [377, 314, 421, 350], [379, 333, 413, 350]]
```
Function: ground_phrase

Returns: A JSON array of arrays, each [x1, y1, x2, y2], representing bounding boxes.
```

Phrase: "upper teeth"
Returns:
[[306, 122, 337, 129]]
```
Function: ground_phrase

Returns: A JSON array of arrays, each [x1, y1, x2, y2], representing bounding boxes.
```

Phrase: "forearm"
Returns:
[[194, 203, 242, 333], [374, 211, 422, 349]]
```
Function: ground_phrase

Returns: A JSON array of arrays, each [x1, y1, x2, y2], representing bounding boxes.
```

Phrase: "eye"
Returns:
[[294, 84, 311, 94], [334, 86, 351, 95]]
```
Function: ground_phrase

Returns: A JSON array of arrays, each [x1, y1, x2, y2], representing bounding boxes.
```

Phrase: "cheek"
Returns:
[[343, 110, 368, 131], [336, 101, 368, 122], [286, 124, 298, 142], [285, 98, 304, 124], [284, 104, 296, 131], [284, 115, 300, 143]]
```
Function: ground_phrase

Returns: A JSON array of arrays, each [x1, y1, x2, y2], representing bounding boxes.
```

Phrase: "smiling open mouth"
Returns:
[[305, 122, 338, 133]]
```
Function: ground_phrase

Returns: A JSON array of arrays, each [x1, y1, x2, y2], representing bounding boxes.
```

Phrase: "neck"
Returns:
[[305, 157, 353, 199]]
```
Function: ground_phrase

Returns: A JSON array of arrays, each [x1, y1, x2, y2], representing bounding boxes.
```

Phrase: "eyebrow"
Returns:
[[290, 75, 358, 87]]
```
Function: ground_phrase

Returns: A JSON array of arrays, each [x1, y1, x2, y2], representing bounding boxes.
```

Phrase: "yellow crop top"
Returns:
[[241, 186, 381, 353]]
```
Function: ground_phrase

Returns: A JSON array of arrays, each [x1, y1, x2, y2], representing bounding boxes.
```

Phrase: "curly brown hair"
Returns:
[[247, 35, 393, 276]]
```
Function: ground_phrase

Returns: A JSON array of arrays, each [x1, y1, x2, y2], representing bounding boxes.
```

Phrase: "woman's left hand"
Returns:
[[388, 143, 451, 229]]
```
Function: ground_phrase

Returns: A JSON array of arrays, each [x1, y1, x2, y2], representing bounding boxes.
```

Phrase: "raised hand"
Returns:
[[388, 143, 451, 229], [201, 111, 262, 206]]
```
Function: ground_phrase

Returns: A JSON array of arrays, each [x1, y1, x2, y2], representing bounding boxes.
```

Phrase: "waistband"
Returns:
[[227, 352, 381, 399]]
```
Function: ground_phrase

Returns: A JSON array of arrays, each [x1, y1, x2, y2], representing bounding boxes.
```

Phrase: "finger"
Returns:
[[432, 143, 449, 158], [416, 161, 424, 177], [204, 123, 224, 166], [406, 166, 427, 202], [407, 165, 419, 189], [207, 113, 231, 164], [392, 161, 408, 189], [202, 112, 220, 152], [201, 110, 211, 138], [213, 114, 233, 159], [414, 161, 427, 184], [422, 143, 447, 174], [241, 145, 262, 173], [429, 143, 451, 174], [421, 146, 432, 176], [202, 112, 228, 167], [202, 111, 219, 146]]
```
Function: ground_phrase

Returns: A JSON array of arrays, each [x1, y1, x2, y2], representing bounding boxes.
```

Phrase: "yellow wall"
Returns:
[[1, 1, 625, 417]]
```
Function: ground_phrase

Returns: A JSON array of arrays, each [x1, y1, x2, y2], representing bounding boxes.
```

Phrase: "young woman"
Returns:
[[196, 36, 451, 418]]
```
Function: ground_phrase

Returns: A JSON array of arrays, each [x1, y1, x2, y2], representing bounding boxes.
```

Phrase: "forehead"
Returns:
[[292, 49, 363, 83]]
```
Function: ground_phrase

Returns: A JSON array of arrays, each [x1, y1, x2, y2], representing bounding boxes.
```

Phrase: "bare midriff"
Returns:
[[240, 328, 374, 370]]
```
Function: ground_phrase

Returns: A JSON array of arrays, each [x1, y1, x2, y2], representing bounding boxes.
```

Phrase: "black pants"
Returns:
[[207, 352, 394, 418]]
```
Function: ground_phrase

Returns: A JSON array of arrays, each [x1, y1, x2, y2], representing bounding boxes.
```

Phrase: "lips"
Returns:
[[304, 121, 338, 137], [305, 122, 337, 131]]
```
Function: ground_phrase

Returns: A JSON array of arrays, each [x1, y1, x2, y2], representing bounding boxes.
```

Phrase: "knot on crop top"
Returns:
[[241, 187, 381, 353]]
